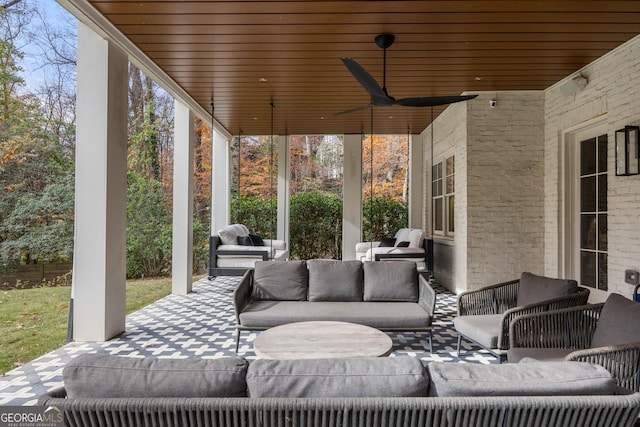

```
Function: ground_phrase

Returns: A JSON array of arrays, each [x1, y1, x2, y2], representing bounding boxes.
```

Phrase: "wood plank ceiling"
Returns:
[[86, 0, 640, 135]]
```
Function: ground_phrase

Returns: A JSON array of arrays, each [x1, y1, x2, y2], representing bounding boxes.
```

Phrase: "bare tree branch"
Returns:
[[0, 0, 23, 10]]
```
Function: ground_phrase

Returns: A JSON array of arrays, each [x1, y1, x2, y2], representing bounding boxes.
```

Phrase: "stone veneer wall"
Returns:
[[544, 34, 640, 297]]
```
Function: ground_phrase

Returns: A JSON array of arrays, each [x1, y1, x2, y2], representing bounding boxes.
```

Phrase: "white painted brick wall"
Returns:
[[467, 93, 545, 291], [422, 93, 544, 293], [423, 34, 640, 296], [545, 34, 640, 298]]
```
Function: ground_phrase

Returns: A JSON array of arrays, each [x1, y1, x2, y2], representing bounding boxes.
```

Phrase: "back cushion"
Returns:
[[363, 261, 418, 302], [591, 293, 640, 348], [428, 361, 616, 397], [246, 357, 429, 397], [307, 260, 363, 302], [516, 272, 578, 306], [64, 355, 249, 398], [407, 229, 424, 248], [252, 261, 308, 301], [218, 224, 249, 245]]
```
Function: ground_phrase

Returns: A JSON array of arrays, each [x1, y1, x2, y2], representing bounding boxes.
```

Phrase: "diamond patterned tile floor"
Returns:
[[0, 276, 497, 406]]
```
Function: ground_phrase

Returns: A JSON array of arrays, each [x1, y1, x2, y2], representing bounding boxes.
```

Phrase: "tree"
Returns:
[[362, 134, 408, 202], [0, 1, 77, 267], [126, 172, 172, 278]]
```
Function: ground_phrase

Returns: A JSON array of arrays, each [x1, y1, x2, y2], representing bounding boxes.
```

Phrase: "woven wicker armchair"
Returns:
[[454, 273, 590, 362], [508, 295, 640, 392]]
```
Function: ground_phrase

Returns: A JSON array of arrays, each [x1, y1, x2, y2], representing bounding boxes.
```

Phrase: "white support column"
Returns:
[[72, 23, 128, 341], [277, 135, 290, 245], [172, 101, 194, 295], [342, 134, 363, 260], [211, 130, 230, 234], [409, 134, 424, 229]]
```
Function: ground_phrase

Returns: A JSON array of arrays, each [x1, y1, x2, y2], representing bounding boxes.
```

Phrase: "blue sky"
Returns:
[[17, 0, 77, 93]]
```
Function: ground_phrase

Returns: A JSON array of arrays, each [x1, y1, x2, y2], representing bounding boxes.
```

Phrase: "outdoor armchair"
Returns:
[[508, 293, 640, 392], [208, 224, 288, 277], [453, 272, 589, 362]]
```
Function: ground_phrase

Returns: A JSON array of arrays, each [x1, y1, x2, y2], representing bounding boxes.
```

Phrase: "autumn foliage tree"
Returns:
[[0, 2, 76, 267]]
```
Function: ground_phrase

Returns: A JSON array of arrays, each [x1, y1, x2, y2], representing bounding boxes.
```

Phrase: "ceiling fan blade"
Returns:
[[394, 94, 478, 107], [341, 57, 394, 104], [333, 103, 374, 116]]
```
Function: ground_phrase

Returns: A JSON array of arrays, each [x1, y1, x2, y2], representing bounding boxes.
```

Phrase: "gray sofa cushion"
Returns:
[[239, 301, 431, 328], [252, 260, 308, 301], [452, 314, 502, 349], [591, 293, 640, 348], [307, 260, 363, 302], [428, 361, 616, 397], [63, 354, 249, 399], [363, 261, 418, 302], [507, 347, 574, 363], [517, 272, 578, 306], [246, 357, 429, 398]]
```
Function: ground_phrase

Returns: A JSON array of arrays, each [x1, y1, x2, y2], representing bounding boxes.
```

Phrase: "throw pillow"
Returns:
[[307, 259, 363, 302], [394, 228, 411, 243], [237, 236, 253, 246], [591, 293, 640, 348], [396, 241, 410, 247], [379, 237, 396, 247], [64, 354, 249, 398], [363, 261, 418, 302], [252, 260, 308, 301], [516, 272, 578, 306], [246, 357, 429, 398], [249, 234, 265, 246], [218, 224, 250, 245]]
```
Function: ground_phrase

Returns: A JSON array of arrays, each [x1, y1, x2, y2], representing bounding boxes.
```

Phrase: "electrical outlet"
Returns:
[[625, 269, 640, 285]]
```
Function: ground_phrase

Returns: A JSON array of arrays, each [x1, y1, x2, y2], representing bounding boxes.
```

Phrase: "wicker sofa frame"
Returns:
[[455, 278, 590, 361], [39, 387, 640, 427], [508, 303, 640, 392]]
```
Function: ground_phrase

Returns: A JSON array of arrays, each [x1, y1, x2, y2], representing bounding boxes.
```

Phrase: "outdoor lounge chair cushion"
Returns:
[[452, 314, 502, 349], [246, 357, 429, 398], [428, 361, 617, 397], [363, 261, 418, 302], [591, 293, 640, 348], [307, 259, 363, 302], [252, 260, 308, 301], [516, 272, 578, 307], [63, 354, 249, 399]]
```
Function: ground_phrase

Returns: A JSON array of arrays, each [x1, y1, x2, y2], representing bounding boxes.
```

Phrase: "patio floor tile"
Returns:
[[0, 276, 496, 406]]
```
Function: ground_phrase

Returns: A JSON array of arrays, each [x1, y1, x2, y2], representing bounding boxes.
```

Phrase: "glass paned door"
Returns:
[[579, 134, 608, 290]]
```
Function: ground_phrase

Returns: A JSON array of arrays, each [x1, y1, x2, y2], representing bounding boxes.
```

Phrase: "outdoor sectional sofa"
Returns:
[[233, 259, 436, 352], [39, 354, 640, 427]]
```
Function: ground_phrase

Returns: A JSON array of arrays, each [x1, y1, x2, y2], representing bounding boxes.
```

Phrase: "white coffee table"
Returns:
[[253, 321, 393, 359]]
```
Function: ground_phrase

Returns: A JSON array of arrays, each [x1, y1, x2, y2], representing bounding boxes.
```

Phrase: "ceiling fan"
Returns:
[[335, 34, 477, 116]]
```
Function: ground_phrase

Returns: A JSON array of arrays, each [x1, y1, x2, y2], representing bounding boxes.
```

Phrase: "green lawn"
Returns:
[[0, 276, 204, 376]]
